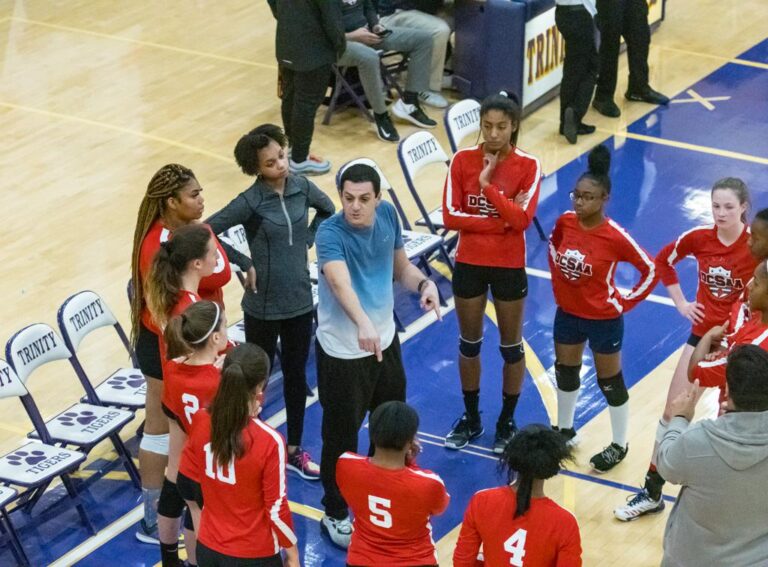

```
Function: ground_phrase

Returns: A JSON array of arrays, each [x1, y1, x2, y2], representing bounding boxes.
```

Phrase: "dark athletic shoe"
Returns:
[[445, 413, 484, 450], [374, 112, 400, 142], [493, 419, 518, 454], [592, 97, 621, 117], [625, 87, 670, 105], [552, 425, 580, 447], [590, 442, 629, 473], [562, 107, 578, 144]]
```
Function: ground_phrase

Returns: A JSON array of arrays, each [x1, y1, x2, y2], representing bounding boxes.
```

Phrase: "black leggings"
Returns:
[[244, 311, 313, 448]]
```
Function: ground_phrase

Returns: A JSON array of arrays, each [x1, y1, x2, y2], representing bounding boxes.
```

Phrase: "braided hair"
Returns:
[[130, 164, 196, 346]]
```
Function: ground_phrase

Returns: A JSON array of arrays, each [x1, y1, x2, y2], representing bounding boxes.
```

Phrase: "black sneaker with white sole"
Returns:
[[445, 413, 483, 450], [590, 442, 628, 473], [391, 99, 437, 129], [552, 425, 580, 447], [493, 419, 518, 454], [374, 112, 400, 142]]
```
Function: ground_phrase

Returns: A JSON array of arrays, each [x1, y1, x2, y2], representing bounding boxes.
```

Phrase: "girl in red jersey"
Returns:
[[131, 164, 253, 545], [158, 301, 228, 567], [689, 261, 768, 390], [337, 401, 449, 566], [453, 424, 581, 567], [548, 145, 657, 473], [146, 224, 219, 566], [615, 178, 754, 521], [442, 91, 542, 454], [177, 343, 299, 567]]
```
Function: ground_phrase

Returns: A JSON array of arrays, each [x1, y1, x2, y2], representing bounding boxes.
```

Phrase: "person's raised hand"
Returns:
[[669, 379, 702, 422], [479, 152, 498, 190]]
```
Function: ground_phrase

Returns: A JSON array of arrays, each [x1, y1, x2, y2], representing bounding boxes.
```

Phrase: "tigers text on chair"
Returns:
[[5, 324, 140, 489], [58, 290, 146, 410]]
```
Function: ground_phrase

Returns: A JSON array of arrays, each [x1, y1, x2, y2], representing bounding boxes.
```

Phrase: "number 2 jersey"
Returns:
[[453, 486, 582, 567], [179, 410, 296, 558], [548, 212, 657, 319], [656, 224, 755, 336], [161, 361, 220, 433], [336, 452, 450, 566]]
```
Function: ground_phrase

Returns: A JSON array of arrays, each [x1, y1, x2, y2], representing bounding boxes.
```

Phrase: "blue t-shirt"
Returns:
[[315, 201, 404, 359]]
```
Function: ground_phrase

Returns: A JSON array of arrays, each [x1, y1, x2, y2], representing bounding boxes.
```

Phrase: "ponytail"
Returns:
[[164, 300, 222, 359], [499, 424, 572, 518], [145, 224, 211, 330], [210, 343, 270, 468], [578, 144, 612, 195]]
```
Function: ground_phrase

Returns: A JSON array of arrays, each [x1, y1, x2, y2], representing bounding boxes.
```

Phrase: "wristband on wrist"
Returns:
[[417, 278, 430, 293]]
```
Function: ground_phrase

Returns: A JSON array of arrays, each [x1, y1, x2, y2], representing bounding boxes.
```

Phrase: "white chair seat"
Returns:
[[30, 403, 134, 447], [309, 261, 319, 282], [93, 368, 146, 408], [415, 207, 445, 230], [0, 442, 86, 487], [228, 319, 246, 344], [402, 230, 444, 259]]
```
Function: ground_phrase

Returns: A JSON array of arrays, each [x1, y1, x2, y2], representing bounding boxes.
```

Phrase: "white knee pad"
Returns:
[[140, 433, 169, 456], [655, 419, 670, 444]]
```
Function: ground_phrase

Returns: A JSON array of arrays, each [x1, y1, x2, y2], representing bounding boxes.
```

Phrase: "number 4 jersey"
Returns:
[[453, 486, 582, 567], [337, 452, 450, 566]]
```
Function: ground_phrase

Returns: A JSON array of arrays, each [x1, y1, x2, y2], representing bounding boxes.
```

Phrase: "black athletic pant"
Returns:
[[317, 336, 407, 519], [595, 0, 651, 100], [197, 542, 281, 567], [280, 64, 332, 163], [556, 5, 598, 125], [244, 312, 313, 448]]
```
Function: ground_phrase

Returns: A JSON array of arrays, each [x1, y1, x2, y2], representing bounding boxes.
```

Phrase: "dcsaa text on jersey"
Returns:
[[700, 266, 744, 299], [555, 249, 593, 281]]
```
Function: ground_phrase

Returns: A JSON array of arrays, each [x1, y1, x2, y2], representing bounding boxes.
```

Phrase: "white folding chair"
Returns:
[[6, 324, 140, 489], [58, 290, 145, 410], [444, 98, 482, 153], [0, 359, 93, 537], [396, 131, 452, 237]]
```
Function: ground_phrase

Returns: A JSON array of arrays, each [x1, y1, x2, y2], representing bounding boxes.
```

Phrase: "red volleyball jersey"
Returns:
[[337, 453, 450, 566], [139, 220, 231, 333], [548, 212, 657, 319], [161, 361, 220, 433], [656, 225, 755, 336], [692, 316, 768, 388], [443, 144, 541, 268], [453, 486, 582, 567], [179, 410, 296, 558]]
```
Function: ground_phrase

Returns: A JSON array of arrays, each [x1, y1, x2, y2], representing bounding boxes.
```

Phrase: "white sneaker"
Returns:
[[419, 90, 449, 109], [321, 514, 353, 549], [614, 489, 665, 522], [289, 156, 331, 176]]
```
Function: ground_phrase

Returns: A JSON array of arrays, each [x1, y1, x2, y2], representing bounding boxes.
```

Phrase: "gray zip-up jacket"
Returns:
[[658, 411, 768, 567], [207, 175, 335, 320]]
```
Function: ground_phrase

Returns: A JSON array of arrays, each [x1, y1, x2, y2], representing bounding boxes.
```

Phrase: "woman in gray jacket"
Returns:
[[207, 123, 335, 479]]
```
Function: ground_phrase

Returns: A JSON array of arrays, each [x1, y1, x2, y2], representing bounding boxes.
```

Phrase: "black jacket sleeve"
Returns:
[[315, 0, 346, 57]]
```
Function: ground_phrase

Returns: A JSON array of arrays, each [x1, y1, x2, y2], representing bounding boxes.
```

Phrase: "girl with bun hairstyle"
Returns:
[[548, 145, 657, 473], [453, 424, 581, 566], [442, 91, 542, 455], [178, 343, 299, 567]]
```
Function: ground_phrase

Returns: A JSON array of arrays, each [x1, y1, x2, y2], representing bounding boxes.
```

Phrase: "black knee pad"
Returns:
[[158, 478, 186, 519], [598, 372, 629, 406], [499, 342, 524, 364], [555, 362, 581, 392], [183, 507, 195, 531], [459, 336, 483, 358]]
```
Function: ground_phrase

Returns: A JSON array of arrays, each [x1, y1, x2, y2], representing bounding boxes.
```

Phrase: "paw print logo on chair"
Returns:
[[57, 410, 98, 427], [106, 372, 145, 390], [6, 449, 47, 466]]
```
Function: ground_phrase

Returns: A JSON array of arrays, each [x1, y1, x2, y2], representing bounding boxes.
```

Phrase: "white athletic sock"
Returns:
[[609, 402, 629, 447], [556, 388, 579, 429]]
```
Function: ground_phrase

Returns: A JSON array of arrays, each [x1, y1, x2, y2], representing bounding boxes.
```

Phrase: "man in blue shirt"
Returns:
[[315, 163, 441, 548]]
